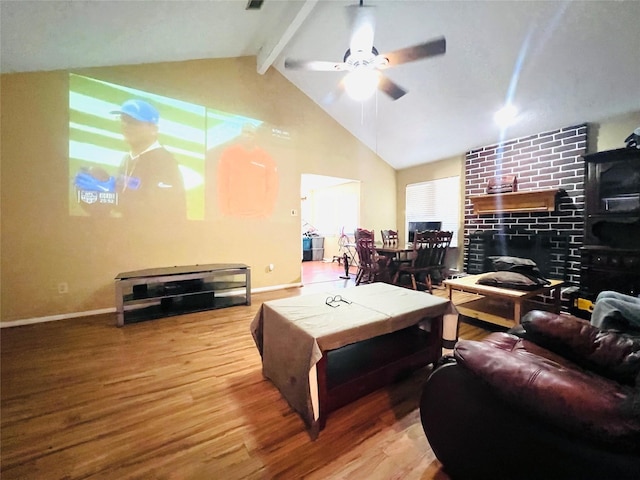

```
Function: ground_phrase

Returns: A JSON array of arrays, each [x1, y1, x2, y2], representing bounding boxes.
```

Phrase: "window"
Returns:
[[405, 176, 460, 244]]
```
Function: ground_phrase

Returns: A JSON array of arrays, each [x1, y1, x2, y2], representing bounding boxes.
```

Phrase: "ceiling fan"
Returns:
[[284, 0, 446, 101]]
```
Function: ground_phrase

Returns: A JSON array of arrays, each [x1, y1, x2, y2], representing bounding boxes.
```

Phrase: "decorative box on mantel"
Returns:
[[470, 189, 560, 215]]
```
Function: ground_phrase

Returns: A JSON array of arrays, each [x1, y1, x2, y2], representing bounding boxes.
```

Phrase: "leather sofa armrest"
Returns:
[[454, 335, 640, 451], [521, 310, 640, 385], [424, 351, 640, 478]]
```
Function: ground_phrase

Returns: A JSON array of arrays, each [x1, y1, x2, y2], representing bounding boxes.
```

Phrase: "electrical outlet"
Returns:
[[58, 282, 69, 294]]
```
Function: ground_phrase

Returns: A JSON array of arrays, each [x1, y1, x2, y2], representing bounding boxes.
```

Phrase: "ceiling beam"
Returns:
[[256, 0, 319, 75]]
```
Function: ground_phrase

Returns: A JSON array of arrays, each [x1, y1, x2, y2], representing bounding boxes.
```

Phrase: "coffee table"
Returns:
[[250, 283, 457, 437], [443, 273, 564, 328]]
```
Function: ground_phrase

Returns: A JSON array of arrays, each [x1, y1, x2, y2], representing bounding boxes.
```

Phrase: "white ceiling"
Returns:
[[2, 0, 639, 170]]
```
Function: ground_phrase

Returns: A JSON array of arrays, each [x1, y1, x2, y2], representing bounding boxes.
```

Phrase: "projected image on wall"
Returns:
[[206, 118, 279, 219], [69, 74, 289, 221], [69, 74, 207, 220]]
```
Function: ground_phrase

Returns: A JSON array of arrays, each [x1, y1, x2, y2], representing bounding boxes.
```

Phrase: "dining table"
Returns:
[[376, 244, 414, 263]]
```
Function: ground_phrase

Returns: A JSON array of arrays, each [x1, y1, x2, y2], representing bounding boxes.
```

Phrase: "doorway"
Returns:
[[301, 174, 360, 284]]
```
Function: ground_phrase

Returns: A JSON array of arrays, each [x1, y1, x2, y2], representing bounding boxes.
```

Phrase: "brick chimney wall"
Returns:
[[464, 124, 588, 287]]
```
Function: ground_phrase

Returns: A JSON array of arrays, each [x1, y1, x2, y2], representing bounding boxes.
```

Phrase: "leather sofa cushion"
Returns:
[[521, 311, 640, 385], [454, 334, 640, 451]]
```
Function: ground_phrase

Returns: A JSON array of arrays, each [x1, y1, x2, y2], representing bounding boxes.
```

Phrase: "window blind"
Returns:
[[405, 176, 460, 244]]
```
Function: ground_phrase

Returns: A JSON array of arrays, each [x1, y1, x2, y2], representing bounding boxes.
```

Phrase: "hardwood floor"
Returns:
[[1, 262, 494, 480]]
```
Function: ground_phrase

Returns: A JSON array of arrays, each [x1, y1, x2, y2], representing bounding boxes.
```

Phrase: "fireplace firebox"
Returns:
[[466, 229, 569, 281]]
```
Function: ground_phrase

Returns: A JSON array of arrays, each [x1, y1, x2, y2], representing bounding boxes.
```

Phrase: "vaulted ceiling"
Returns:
[[2, 0, 639, 169]]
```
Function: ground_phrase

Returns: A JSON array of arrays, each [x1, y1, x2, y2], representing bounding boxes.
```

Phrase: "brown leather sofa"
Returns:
[[420, 310, 640, 480]]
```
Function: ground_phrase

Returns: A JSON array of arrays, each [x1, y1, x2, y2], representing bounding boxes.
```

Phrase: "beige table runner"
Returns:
[[250, 283, 455, 434]]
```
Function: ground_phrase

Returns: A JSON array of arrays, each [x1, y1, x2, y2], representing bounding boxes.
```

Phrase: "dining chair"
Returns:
[[354, 228, 375, 282], [381, 228, 413, 266], [392, 230, 453, 293], [381, 229, 399, 247], [355, 227, 374, 242], [354, 235, 391, 285]]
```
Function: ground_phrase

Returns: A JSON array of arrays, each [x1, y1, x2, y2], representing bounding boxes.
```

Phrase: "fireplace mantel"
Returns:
[[470, 189, 560, 215]]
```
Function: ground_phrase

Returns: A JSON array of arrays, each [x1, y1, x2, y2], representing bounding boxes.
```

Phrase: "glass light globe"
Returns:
[[344, 69, 379, 102]]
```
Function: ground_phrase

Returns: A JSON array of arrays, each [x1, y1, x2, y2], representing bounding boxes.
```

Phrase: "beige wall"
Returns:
[[590, 110, 640, 153], [0, 57, 396, 322]]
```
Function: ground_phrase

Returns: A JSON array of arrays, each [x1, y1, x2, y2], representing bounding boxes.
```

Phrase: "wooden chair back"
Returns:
[[355, 236, 377, 271], [354, 235, 391, 285], [355, 228, 374, 243], [393, 230, 453, 292], [411, 230, 453, 270], [381, 229, 399, 248]]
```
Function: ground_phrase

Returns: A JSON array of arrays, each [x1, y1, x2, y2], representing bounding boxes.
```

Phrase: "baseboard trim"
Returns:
[[1, 308, 116, 328], [252, 282, 303, 293], [0, 282, 304, 328]]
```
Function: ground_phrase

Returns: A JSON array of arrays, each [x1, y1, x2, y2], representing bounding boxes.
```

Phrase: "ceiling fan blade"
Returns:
[[284, 59, 349, 71], [346, 3, 376, 54], [379, 36, 446, 68], [378, 75, 407, 100]]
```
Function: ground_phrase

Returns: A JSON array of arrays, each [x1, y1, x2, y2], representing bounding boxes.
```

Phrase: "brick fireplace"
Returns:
[[463, 124, 588, 288]]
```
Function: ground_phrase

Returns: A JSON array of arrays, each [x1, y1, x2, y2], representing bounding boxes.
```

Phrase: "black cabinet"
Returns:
[[580, 247, 640, 298], [584, 148, 640, 248], [577, 148, 640, 314]]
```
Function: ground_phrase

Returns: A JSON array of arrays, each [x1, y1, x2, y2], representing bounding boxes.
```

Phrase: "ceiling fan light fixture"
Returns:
[[344, 69, 379, 101]]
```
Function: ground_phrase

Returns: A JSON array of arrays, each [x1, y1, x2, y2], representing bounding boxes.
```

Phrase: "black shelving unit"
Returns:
[[115, 264, 251, 326], [574, 148, 640, 317]]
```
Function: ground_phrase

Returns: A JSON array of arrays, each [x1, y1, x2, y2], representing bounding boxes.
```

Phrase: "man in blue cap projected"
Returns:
[[74, 99, 186, 220]]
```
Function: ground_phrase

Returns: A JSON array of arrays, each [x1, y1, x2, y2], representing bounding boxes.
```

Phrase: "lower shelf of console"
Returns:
[[456, 296, 557, 328], [122, 291, 248, 324]]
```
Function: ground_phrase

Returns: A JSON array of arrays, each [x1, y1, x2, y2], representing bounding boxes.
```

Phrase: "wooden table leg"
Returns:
[[316, 354, 328, 431], [514, 300, 523, 324]]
